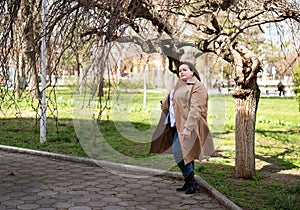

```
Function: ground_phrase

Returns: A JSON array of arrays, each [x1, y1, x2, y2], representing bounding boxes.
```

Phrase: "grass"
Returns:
[[0, 85, 299, 210]]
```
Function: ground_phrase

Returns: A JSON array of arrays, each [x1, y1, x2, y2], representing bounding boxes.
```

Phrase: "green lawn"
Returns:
[[0, 86, 299, 210]]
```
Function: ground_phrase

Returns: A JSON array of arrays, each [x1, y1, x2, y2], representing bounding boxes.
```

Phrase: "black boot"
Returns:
[[176, 181, 188, 191], [185, 172, 197, 194]]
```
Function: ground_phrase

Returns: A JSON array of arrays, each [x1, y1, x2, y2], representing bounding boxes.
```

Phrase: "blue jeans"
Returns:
[[172, 130, 194, 178]]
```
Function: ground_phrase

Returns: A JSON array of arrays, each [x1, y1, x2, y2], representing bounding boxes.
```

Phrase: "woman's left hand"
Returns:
[[181, 128, 190, 141]]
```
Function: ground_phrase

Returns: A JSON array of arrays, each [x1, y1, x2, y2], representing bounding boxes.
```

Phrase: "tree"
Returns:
[[1, 0, 300, 178], [121, 0, 300, 178], [293, 64, 300, 111]]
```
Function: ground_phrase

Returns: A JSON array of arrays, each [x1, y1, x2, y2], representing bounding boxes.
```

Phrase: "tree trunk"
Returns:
[[23, 1, 41, 99], [28, 57, 41, 99], [230, 42, 261, 179], [234, 79, 260, 178], [15, 50, 21, 98]]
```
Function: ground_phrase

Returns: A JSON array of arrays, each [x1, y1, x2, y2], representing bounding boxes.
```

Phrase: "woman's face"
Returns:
[[179, 64, 194, 82]]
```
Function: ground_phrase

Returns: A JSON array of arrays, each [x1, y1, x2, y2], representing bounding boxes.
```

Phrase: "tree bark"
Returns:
[[234, 79, 260, 178]]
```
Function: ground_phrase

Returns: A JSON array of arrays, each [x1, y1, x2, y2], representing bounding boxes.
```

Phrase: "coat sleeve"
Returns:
[[161, 93, 169, 114], [149, 92, 173, 154], [184, 83, 208, 132], [149, 111, 173, 154]]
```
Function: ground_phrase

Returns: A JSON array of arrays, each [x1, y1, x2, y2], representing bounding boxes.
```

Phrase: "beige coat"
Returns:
[[150, 77, 215, 164]]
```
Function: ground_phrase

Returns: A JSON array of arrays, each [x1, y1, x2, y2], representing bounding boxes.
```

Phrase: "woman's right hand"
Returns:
[[160, 100, 164, 110]]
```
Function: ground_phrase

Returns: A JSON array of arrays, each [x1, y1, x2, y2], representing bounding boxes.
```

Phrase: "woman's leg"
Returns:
[[176, 160, 194, 178], [172, 131, 196, 193], [172, 131, 194, 177]]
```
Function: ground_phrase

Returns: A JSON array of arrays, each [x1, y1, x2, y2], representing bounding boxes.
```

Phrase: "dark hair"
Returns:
[[178, 61, 201, 82]]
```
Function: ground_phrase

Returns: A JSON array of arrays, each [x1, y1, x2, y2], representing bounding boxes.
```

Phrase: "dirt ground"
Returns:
[[255, 153, 300, 186]]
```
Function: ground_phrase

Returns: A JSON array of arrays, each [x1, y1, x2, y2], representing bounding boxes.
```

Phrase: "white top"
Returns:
[[165, 89, 176, 127]]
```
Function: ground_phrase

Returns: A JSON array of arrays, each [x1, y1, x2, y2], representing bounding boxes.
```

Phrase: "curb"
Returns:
[[0, 145, 242, 210]]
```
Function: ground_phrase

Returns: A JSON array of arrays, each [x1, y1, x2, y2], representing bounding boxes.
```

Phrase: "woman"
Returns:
[[150, 61, 214, 194]]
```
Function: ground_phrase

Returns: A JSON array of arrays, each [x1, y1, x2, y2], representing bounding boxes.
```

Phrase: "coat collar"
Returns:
[[186, 76, 198, 85], [177, 76, 198, 86]]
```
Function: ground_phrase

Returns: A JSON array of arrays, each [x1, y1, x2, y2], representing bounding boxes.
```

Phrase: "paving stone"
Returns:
[[2, 199, 24, 206], [36, 198, 56, 205], [102, 206, 126, 210], [16, 203, 40, 209], [20, 196, 42, 201], [118, 200, 139, 207], [70, 196, 91, 203], [69, 207, 91, 210], [115, 193, 135, 199], [135, 204, 157, 210], [87, 201, 107, 207], [0, 196, 9, 202], [54, 201, 73, 208]]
